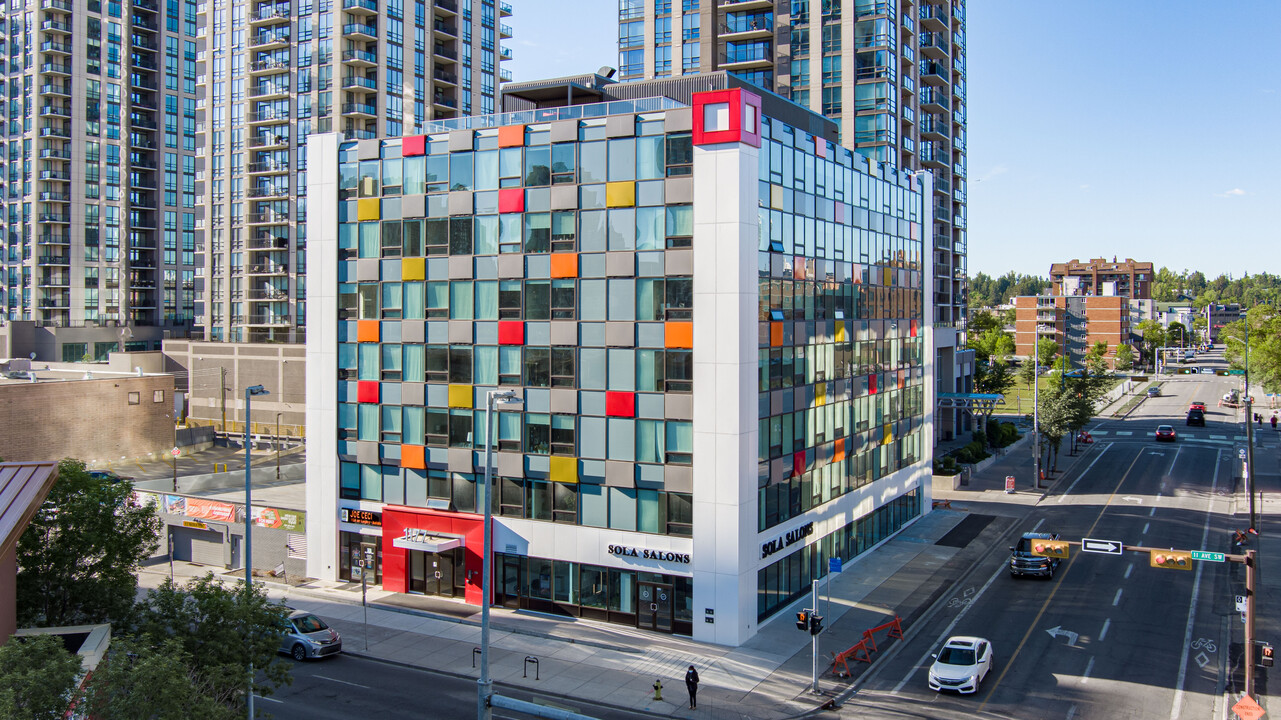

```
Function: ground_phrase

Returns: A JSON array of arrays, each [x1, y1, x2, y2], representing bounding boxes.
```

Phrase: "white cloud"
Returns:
[[1214, 188, 1247, 198]]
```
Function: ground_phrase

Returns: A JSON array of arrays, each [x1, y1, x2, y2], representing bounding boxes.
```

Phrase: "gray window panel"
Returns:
[[526, 187, 551, 212], [524, 388, 551, 414], [474, 191, 499, 215], [608, 487, 637, 531], [636, 322, 665, 349], [580, 323, 606, 347], [635, 463, 664, 487], [579, 390, 607, 417], [580, 484, 607, 527], [526, 254, 551, 279], [382, 383, 402, 405], [636, 392, 665, 419], [474, 322, 499, 345], [427, 193, 449, 217], [607, 279, 634, 321], [636, 251, 665, 277], [579, 141, 607, 183], [526, 322, 551, 345], [382, 322, 402, 343], [607, 418, 635, 462], [579, 348, 607, 390], [580, 252, 608, 278], [607, 138, 636, 182], [383, 468, 406, 505], [426, 382, 449, 408], [608, 348, 635, 391], [580, 209, 607, 251], [381, 258, 403, 281], [405, 468, 428, 507], [607, 209, 635, 251], [579, 416, 607, 459], [579, 459, 606, 483], [580, 279, 607, 321]]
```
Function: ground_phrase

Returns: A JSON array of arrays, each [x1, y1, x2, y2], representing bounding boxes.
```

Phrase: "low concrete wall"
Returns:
[[133, 462, 305, 494]]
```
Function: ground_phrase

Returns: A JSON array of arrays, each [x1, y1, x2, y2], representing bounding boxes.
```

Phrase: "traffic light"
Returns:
[[1258, 641, 1274, 668], [809, 614, 824, 635], [796, 610, 809, 631], [1150, 549, 1192, 570], [1029, 539, 1070, 560]]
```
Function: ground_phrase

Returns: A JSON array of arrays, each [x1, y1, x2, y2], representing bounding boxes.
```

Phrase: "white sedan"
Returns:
[[928, 636, 993, 694]]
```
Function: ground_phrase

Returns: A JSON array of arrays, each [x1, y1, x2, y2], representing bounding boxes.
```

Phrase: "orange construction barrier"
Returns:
[[862, 615, 905, 653], [830, 640, 873, 677]]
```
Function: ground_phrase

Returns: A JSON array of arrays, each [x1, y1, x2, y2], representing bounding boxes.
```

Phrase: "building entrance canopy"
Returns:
[[937, 392, 1003, 412], [392, 528, 464, 553]]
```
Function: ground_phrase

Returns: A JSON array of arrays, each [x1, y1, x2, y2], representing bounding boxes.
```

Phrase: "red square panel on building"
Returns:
[[357, 381, 380, 403], [498, 188, 524, 214], [869, 374, 878, 395], [691, 88, 762, 148], [497, 321, 524, 345], [402, 135, 427, 157], [605, 391, 635, 418]]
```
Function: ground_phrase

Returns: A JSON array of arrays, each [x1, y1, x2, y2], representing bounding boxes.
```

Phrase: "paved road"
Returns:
[[263, 652, 659, 720], [844, 370, 1250, 720]]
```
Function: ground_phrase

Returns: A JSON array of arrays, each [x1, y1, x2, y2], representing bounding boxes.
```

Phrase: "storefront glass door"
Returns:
[[637, 582, 673, 633]]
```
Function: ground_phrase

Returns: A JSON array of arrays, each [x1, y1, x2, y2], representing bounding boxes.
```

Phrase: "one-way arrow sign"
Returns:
[[1081, 538, 1124, 555]]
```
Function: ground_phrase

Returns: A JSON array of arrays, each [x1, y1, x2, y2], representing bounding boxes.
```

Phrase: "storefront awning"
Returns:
[[393, 530, 463, 553]]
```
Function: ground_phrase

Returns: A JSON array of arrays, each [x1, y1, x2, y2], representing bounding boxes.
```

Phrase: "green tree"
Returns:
[[968, 327, 1015, 365], [1114, 343, 1134, 371], [134, 575, 292, 711], [1134, 319, 1166, 372], [0, 634, 82, 720], [1223, 307, 1281, 394], [968, 310, 1000, 335], [1084, 341, 1110, 374], [81, 637, 234, 720], [1167, 321, 1189, 348], [17, 459, 161, 627], [1191, 317, 1208, 343]]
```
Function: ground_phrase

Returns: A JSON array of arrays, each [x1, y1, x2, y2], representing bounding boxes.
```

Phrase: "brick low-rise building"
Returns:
[[1014, 295, 1131, 369]]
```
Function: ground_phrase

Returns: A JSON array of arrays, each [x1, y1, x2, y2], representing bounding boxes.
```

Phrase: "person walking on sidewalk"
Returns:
[[684, 664, 700, 709]]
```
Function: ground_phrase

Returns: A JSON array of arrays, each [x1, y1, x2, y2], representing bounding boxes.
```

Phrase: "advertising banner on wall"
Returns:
[[138, 490, 305, 532], [185, 498, 238, 523]]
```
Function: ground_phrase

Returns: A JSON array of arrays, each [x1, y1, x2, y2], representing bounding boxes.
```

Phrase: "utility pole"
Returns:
[[1245, 549, 1257, 698], [1242, 319, 1256, 530], [1033, 361, 1042, 489], [220, 366, 228, 433]]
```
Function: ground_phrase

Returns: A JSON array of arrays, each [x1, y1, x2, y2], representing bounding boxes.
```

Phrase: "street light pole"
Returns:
[[243, 384, 268, 719], [478, 389, 520, 720], [275, 412, 282, 483], [1033, 362, 1041, 489]]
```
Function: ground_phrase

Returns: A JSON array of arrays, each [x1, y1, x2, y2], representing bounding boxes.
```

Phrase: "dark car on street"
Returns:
[[1155, 425, 1177, 442], [1186, 409, 1205, 426], [1009, 532, 1062, 579]]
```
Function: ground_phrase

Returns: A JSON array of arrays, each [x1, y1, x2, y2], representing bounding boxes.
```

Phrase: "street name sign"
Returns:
[[1081, 538, 1123, 555], [1191, 550, 1225, 562]]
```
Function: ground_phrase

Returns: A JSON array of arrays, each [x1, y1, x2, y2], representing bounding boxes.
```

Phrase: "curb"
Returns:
[[798, 513, 1024, 717], [340, 649, 676, 720]]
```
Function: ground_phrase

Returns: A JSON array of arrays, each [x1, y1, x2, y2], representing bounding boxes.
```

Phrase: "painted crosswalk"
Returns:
[[1087, 429, 1271, 447]]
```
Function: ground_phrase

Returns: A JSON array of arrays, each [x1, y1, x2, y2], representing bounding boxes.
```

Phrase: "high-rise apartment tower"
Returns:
[[618, 0, 970, 441], [196, 0, 512, 343]]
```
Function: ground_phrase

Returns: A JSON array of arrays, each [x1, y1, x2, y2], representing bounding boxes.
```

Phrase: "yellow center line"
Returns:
[[976, 446, 1147, 713]]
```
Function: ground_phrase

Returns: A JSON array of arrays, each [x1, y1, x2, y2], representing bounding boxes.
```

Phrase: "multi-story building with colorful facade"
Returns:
[[618, 0, 970, 444], [305, 73, 932, 645]]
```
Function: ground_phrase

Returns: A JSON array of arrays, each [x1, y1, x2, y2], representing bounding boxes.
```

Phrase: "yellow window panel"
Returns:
[[549, 456, 579, 484], [835, 321, 847, 343], [357, 198, 380, 221], [882, 423, 894, 445], [605, 181, 635, 208], [815, 382, 826, 406], [448, 384, 473, 408], [402, 257, 426, 281]]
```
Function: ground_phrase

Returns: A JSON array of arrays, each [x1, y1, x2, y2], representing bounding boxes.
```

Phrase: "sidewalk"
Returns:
[[138, 503, 1022, 719]]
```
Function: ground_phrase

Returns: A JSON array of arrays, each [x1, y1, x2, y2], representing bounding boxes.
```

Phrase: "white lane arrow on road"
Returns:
[[1121, 496, 1144, 504], [1046, 626, 1079, 646]]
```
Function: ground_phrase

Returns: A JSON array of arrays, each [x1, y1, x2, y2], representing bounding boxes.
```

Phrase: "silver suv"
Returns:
[[279, 610, 342, 660]]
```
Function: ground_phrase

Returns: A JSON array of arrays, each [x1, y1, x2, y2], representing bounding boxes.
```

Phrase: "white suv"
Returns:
[[928, 636, 993, 694]]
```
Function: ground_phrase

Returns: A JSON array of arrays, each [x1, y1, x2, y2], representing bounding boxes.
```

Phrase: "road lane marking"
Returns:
[[1081, 656, 1095, 684], [313, 675, 371, 689], [1066, 705, 1077, 720], [253, 695, 284, 704], [1057, 442, 1114, 503], [1124, 563, 1133, 579], [890, 517, 1047, 695], [1100, 618, 1111, 642], [1142, 522, 1150, 535], [1149, 506, 1157, 517], [977, 448, 1147, 713], [1170, 448, 1222, 720], [1112, 589, 1122, 607]]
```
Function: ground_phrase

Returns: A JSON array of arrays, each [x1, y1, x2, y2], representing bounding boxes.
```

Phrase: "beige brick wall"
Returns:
[[0, 375, 175, 464]]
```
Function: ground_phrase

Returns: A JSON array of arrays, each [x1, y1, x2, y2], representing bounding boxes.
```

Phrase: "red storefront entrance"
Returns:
[[380, 506, 486, 605]]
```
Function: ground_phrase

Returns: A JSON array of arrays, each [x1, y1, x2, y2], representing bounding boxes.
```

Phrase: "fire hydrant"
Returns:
[[653, 679, 663, 701]]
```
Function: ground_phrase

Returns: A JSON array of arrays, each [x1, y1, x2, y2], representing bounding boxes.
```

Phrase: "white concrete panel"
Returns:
[[305, 133, 342, 582]]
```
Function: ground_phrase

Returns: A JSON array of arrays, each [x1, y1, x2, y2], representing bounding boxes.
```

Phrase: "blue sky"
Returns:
[[505, 1, 1280, 280]]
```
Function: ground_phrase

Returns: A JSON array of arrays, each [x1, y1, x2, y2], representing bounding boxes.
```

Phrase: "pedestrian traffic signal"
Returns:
[[1150, 549, 1192, 570], [1029, 539, 1070, 560], [796, 610, 809, 631], [809, 614, 824, 635], [1258, 641, 1274, 668]]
